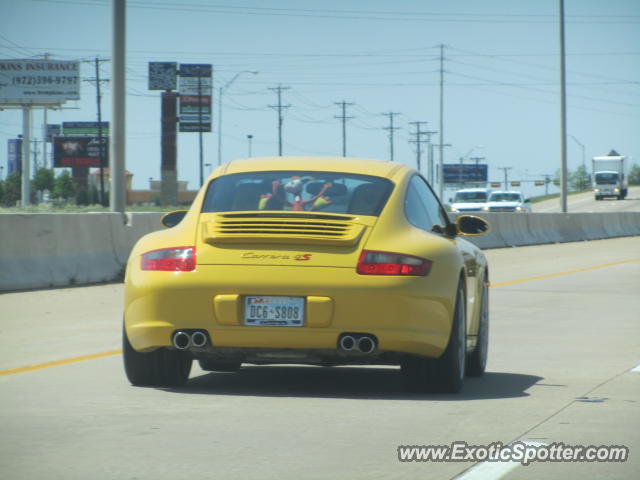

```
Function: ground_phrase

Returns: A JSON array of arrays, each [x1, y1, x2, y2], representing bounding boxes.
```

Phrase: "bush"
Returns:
[[53, 170, 76, 201], [2, 172, 22, 206], [629, 164, 640, 185]]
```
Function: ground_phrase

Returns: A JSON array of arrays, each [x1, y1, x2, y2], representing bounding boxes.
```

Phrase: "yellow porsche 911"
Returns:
[[123, 157, 490, 393]]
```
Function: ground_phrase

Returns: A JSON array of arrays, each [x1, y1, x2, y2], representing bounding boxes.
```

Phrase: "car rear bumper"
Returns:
[[124, 265, 457, 360]]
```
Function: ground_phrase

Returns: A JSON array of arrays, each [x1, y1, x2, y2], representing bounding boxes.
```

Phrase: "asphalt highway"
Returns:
[[1, 236, 639, 480], [532, 185, 640, 213]]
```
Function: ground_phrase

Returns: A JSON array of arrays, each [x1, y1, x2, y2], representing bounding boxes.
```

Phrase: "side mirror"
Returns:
[[524, 198, 531, 203], [161, 210, 187, 228], [456, 215, 490, 236]]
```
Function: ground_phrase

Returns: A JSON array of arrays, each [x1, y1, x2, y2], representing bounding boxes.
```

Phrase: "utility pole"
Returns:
[[559, 0, 568, 212], [438, 44, 446, 200], [86, 57, 110, 205], [498, 167, 513, 190], [32, 139, 40, 172], [268, 85, 291, 156], [382, 112, 401, 161], [334, 101, 353, 157], [424, 130, 438, 184], [408, 121, 430, 173], [110, 0, 126, 213]]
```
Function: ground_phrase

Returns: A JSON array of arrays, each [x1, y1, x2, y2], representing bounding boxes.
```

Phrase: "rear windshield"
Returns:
[[454, 191, 488, 203], [202, 171, 394, 216], [489, 193, 522, 202]]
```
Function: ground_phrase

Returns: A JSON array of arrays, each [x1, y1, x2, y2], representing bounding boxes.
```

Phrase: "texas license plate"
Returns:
[[244, 296, 305, 326]]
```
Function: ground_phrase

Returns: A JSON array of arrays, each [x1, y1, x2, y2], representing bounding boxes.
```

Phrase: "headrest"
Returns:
[[306, 182, 347, 196]]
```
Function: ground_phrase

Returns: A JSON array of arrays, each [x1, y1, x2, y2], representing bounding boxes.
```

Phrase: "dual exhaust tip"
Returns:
[[174, 330, 376, 354], [173, 330, 208, 350], [339, 334, 377, 354]]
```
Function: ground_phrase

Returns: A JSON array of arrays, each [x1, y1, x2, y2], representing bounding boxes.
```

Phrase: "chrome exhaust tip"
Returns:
[[339, 335, 357, 351], [173, 331, 191, 350], [357, 336, 376, 354], [191, 331, 208, 348]]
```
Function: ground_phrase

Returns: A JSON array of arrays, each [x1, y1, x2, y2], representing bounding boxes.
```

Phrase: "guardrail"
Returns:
[[1, 212, 639, 292]]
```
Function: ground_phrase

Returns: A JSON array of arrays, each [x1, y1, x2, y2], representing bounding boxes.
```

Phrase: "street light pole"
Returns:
[[247, 134, 253, 157], [217, 70, 258, 166]]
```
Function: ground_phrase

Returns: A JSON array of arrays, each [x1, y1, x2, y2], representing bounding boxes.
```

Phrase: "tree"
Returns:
[[570, 164, 590, 191], [629, 164, 640, 185], [53, 170, 76, 201], [33, 167, 55, 196], [2, 172, 22, 206], [0, 180, 4, 205]]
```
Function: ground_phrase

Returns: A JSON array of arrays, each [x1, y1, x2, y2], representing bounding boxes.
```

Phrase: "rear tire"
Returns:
[[402, 282, 466, 393], [466, 274, 489, 377], [123, 326, 192, 387], [198, 359, 242, 372]]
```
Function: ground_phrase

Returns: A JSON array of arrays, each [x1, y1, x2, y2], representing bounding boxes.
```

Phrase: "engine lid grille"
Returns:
[[202, 212, 365, 246]]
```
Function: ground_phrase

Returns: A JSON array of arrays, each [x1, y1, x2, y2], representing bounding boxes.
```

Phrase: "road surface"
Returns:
[[532, 185, 640, 213], [1, 237, 639, 479]]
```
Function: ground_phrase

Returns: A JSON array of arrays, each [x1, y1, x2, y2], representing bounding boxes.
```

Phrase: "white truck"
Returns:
[[592, 151, 630, 200]]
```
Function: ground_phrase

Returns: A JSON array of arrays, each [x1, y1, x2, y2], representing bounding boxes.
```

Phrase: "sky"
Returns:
[[1, 0, 639, 200]]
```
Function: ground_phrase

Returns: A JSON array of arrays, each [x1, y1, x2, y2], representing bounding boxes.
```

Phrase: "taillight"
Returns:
[[357, 250, 431, 276], [141, 247, 196, 271]]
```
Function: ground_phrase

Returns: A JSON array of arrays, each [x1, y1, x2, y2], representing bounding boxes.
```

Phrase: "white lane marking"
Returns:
[[454, 441, 547, 480], [631, 364, 640, 372]]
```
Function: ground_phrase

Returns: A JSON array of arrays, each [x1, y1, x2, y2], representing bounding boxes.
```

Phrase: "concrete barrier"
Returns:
[[451, 212, 640, 250], [1, 212, 639, 292], [0, 213, 163, 292]]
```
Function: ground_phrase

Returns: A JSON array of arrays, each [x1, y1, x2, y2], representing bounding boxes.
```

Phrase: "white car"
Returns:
[[449, 188, 492, 213], [482, 191, 531, 213]]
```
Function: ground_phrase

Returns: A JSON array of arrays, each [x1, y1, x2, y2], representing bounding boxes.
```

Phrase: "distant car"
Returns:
[[449, 188, 492, 213], [123, 157, 491, 393], [483, 191, 531, 213]]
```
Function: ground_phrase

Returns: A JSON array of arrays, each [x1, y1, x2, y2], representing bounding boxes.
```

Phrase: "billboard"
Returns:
[[62, 121, 109, 136], [443, 164, 488, 184], [53, 136, 109, 168], [0, 59, 80, 105], [179, 64, 212, 132], [45, 124, 61, 142], [8, 139, 22, 174], [149, 62, 177, 90]]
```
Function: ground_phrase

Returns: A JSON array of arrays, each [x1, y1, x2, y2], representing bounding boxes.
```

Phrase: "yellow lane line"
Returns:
[[0, 349, 122, 377], [2, 258, 639, 377], [491, 258, 640, 288]]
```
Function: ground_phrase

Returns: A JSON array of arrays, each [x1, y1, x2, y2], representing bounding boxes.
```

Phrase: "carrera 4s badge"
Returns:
[[241, 252, 313, 261]]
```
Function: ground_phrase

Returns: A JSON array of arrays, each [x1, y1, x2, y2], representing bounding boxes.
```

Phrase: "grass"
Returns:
[[528, 189, 591, 204]]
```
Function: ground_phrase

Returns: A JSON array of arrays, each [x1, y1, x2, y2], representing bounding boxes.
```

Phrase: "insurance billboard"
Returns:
[[0, 59, 80, 105]]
